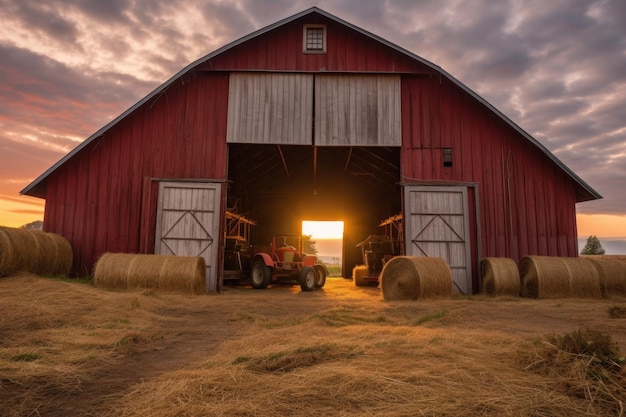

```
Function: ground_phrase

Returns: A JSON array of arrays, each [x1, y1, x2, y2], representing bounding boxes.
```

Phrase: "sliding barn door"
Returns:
[[155, 182, 222, 292], [404, 185, 472, 294]]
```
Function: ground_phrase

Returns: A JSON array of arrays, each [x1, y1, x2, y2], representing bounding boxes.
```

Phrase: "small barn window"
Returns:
[[443, 148, 453, 167], [303, 24, 326, 53]]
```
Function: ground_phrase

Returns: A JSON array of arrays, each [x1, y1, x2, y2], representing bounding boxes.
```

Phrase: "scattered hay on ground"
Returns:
[[2, 275, 625, 417], [93, 253, 205, 294], [113, 325, 606, 417], [481, 257, 520, 296], [380, 256, 452, 301], [520, 328, 625, 416], [608, 306, 626, 319]]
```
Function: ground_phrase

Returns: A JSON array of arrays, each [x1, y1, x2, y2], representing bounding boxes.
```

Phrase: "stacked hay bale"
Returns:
[[481, 257, 520, 296], [519, 256, 602, 299], [380, 256, 452, 301], [93, 253, 206, 294], [0, 226, 72, 277]]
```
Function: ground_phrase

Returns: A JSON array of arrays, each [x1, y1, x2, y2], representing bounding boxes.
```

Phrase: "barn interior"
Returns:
[[226, 144, 401, 276]]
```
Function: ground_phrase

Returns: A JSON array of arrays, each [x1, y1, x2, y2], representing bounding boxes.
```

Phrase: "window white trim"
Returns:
[[303, 24, 326, 54]]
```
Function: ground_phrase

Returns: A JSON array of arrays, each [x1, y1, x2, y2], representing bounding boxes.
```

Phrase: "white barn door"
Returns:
[[155, 182, 222, 292], [404, 185, 472, 294]]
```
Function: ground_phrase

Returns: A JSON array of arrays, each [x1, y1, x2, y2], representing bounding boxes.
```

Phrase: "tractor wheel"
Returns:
[[314, 265, 327, 288], [299, 266, 316, 291], [250, 260, 271, 289]]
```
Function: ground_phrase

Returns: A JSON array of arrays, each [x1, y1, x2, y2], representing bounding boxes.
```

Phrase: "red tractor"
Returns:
[[250, 233, 327, 291]]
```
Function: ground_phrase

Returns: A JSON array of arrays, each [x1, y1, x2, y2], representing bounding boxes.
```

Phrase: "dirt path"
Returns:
[[34, 306, 239, 417], [24, 281, 358, 416], [2, 275, 625, 416]]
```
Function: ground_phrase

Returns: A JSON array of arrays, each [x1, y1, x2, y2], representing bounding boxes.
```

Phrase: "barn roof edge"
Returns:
[[20, 6, 601, 202]]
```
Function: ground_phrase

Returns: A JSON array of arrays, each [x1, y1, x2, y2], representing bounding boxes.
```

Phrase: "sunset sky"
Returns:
[[1, 1, 624, 246]]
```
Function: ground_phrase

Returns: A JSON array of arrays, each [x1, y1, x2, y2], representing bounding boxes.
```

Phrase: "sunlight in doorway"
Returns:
[[302, 220, 344, 239], [302, 221, 343, 269]]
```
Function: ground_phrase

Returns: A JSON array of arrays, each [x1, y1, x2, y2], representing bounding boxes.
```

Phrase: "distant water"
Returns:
[[317, 237, 626, 257]]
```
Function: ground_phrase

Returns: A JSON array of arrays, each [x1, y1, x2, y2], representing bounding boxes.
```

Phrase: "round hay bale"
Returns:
[[0, 227, 18, 276], [0, 227, 72, 277], [481, 257, 520, 296], [519, 256, 570, 299], [586, 257, 626, 296], [18, 229, 41, 272], [1, 227, 33, 274], [352, 265, 369, 287], [93, 253, 205, 294], [158, 256, 205, 294], [380, 256, 452, 301], [126, 255, 162, 290], [93, 253, 131, 289], [29, 230, 58, 275], [47, 233, 73, 276], [561, 257, 602, 298]]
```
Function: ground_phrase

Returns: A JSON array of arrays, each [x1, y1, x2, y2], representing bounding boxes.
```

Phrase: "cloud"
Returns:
[[0, 0, 624, 221], [0, 1, 80, 46], [8, 208, 44, 215]]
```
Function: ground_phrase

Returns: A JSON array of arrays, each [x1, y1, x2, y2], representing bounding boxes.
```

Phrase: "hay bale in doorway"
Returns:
[[481, 257, 520, 296], [380, 256, 452, 301], [585, 257, 626, 296], [519, 256, 570, 299], [352, 265, 369, 287], [93, 253, 205, 294]]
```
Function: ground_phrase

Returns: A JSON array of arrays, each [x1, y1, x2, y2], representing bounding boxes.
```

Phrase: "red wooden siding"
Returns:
[[37, 9, 590, 281], [201, 17, 435, 74], [401, 76, 578, 262], [43, 72, 229, 275]]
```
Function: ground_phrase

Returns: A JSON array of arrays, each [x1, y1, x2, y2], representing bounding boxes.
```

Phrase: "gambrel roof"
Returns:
[[21, 7, 600, 202]]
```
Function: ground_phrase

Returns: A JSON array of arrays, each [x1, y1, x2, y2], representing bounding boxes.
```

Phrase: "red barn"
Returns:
[[21, 7, 600, 293]]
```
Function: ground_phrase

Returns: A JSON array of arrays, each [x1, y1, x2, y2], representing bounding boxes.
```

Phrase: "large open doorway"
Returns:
[[225, 143, 401, 281]]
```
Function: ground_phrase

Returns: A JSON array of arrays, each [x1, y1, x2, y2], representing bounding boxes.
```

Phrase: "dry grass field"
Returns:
[[1, 272, 625, 416]]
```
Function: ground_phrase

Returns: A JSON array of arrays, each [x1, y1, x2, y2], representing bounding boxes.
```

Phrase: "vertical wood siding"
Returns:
[[401, 76, 579, 262], [315, 74, 401, 146], [227, 73, 313, 144], [201, 18, 437, 74], [44, 72, 229, 275], [40, 12, 584, 279]]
